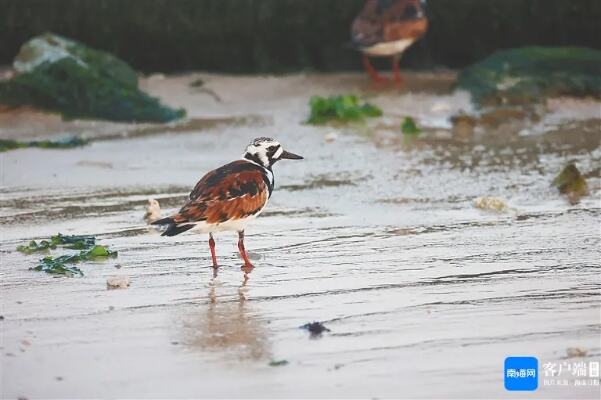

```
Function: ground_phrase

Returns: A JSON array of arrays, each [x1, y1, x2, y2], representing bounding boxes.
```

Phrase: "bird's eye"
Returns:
[[267, 146, 276, 151]]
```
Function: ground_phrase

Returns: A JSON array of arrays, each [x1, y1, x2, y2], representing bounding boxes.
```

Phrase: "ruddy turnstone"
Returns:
[[151, 137, 303, 271], [351, 0, 428, 85]]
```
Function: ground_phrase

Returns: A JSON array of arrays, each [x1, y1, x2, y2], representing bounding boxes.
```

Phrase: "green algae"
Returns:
[[401, 117, 421, 135], [457, 47, 601, 107], [268, 360, 289, 367], [19, 233, 117, 277], [0, 136, 87, 152], [0, 33, 185, 122], [307, 95, 382, 125], [17, 240, 57, 254], [552, 163, 589, 204], [17, 233, 97, 254]]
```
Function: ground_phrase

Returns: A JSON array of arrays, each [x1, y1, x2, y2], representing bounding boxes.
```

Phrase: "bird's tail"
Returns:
[[151, 216, 194, 237]]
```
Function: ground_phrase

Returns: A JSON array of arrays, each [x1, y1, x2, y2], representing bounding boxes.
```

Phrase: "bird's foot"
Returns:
[[241, 264, 255, 274], [392, 74, 404, 88], [369, 77, 390, 89]]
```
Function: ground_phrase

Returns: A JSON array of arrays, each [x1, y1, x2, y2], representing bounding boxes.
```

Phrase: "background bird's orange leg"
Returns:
[[237, 230, 254, 271], [363, 54, 386, 83], [208, 233, 218, 268], [392, 55, 404, 86]]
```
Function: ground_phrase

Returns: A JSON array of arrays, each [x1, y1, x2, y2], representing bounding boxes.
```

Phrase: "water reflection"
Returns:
[[184, 269, 271, 361]]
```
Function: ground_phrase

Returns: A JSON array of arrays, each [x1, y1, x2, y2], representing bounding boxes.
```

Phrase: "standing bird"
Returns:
[[351, 0, 428, 85], [152, 137, 303, 271]]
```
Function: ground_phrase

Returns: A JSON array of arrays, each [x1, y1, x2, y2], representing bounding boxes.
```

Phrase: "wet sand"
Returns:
[[1, 72, 600, 399]]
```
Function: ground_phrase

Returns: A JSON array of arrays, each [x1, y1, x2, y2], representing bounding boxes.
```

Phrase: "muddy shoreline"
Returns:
[[1, 72, 600, 399]]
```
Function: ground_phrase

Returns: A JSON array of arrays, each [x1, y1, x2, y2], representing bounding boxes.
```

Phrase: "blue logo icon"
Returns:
[[505, 356, 538, 391]]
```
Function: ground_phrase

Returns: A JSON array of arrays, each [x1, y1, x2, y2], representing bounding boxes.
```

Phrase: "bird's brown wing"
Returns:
[[351, 1, 385, 48], [351, 0, 427, 47], [383, 18, 428, 42], [171, 160, 269, 225]]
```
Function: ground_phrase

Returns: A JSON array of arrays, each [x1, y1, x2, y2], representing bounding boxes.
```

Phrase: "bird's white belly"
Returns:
[[363, 39, 414, 56], [188, 200, 268, 234], [190, 217, 254, 234]]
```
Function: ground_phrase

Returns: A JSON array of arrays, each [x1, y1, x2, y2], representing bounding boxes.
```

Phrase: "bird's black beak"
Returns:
[[280, 150, 303, 160]]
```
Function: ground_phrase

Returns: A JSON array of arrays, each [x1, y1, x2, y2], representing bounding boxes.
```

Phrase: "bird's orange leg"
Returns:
[[208, 233, 218, 269], [363, 54, 387, 84], [237, 230, 254, 272], [392, 55, 404, 86]]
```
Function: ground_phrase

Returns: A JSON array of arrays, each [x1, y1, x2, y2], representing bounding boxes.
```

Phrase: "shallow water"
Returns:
[[1, 73, 600, 399]]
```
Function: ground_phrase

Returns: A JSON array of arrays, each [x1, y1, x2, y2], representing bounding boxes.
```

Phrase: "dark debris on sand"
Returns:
[[300, 322, 331, 336]]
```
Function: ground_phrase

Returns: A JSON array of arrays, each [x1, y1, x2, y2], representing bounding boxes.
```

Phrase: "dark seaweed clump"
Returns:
[[457, 47, 601, 106], [0, 33, 185, 122], [300, 321, 331, 336]]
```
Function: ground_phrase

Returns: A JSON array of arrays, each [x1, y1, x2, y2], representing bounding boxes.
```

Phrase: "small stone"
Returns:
[[148, 73, 166, 81], [431, 102, 451, 112], [479, 108, 527, 127], [324, 131, 338, 143], [566, 347, 587, 358], [474, 197, 508, 212], [106, 275, 130, 290], [433, 130, 452, 140], [189, 78, 204, 87], [450, 113, 476, 140]]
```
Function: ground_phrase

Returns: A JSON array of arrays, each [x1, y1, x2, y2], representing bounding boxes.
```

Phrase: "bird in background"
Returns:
[[351, 0, 428, 85], [152, 137, 303, 272]]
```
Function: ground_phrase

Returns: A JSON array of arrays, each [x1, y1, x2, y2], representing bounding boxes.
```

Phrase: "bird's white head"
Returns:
[[243, 137, 303, 169]]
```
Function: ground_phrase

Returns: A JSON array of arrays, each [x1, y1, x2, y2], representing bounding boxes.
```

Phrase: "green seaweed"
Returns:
[[457, 47, 601, 107], [0, 140, 25, 152], [401, 117, 421, 135], [33, 256, 85, 277], [50, 233, 96, 249], [0, 136, 87, 152], [552, 163, 588, 204], [17, 233, 96, 253], [82, 245, 117, 258], [30, 245, 117, 276], [20, 233, 117, 277], [0, 33, 185, 122], [268, 360, 289, 367], [17, 240, 57, 254], [307, 95, 382, 125]]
